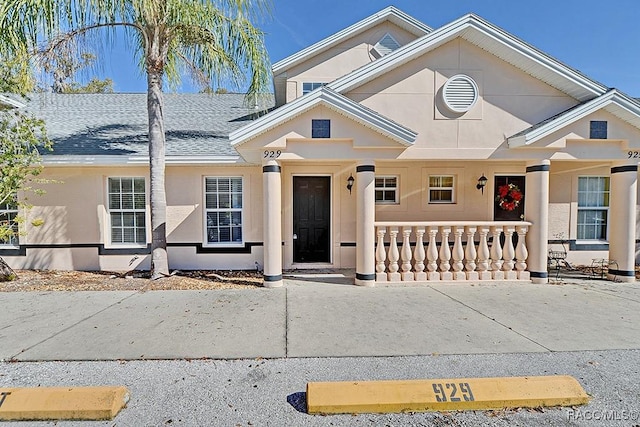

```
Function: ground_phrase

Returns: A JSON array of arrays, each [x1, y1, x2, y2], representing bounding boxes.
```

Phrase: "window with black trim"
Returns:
[[590, 121, 607, 139], [0, 198, 19, 246], [205, 177, 243, 244], [108, 177, 147, 245], [577, 176, 609, 240], [375, 176, 398, 204], [312, 119, 330, 138], [428, 175, 455, 203]]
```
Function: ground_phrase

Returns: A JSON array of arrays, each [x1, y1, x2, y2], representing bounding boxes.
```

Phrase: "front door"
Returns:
[[293, 176, 330, 263], [494, 175, 525, 221]]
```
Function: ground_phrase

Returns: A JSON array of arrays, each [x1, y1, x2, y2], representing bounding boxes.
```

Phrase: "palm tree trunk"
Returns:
[[147, 68, 169, 279], [0, 257, 17, 281]]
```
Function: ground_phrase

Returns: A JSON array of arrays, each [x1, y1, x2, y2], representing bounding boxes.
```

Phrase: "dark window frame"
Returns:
[[312, 119, 331, 138], [589, 121, 607, 139]]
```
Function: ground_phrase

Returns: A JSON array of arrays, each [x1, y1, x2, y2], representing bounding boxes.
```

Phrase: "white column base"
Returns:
[[401, 272, 415, 281], [453, 271, 466, 281], [388, 272, 401, 282], [427, 272, 440, 281], [355, 278, 375, 287], [478, 271, 492, 280], [466, 272, 480, 281], [415, 272, 427, 281], [440, 272, 453, 281]]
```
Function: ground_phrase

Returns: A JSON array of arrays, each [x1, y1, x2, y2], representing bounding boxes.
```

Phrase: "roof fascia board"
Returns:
[[0, 94, 25, 109], [229, 87, 416, 146], [329, 14, 607, 99], [272, 6, 431, 75], [508, 90, 640, 146], [468, 15, 608, 97], [42, 155, 242, 166]]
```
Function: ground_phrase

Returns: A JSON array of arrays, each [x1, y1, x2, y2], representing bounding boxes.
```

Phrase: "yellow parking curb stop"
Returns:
[[307, 375, 589, 414], [0, 386, 129, 420]]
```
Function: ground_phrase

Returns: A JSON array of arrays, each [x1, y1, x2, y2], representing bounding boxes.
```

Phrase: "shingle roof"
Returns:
[[24, 93, 273, 162]]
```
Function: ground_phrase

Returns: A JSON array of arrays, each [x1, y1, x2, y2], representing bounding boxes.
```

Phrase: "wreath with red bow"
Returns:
[[496, 183, 522, 211]]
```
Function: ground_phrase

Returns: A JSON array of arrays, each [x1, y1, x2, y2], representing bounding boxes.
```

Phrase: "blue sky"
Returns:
[[96, 0, 640, 96]]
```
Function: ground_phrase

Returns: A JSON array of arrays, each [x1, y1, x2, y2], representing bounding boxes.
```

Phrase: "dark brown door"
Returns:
[[293, 176, 330, 263], [494, 175, 525, 221]]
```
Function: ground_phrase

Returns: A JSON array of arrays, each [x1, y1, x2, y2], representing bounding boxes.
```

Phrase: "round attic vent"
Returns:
[[442, 74, 479, 113]]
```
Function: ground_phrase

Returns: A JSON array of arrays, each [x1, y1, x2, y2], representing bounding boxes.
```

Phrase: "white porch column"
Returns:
[[525, 160, 550, 284], [355, 161, 376, 286], [608, 162, 638, 282], [262, 160, 283, 287]]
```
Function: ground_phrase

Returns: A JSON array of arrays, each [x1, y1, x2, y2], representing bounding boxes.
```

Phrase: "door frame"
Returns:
[[493, 174, 526, 221], [290, 173, 333, 267]]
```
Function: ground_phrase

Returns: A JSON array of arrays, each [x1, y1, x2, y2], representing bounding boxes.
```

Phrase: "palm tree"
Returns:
[[1, 0, 272, 278]]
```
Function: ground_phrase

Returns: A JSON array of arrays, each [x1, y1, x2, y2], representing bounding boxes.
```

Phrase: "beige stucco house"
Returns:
[[2, 6, 639, 285]]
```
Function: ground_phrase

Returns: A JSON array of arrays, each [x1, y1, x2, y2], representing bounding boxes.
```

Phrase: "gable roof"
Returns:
[[329, 13, 608, 102], [229, 86, 417, 147], [272, 6, 432, 75], [508, 89, 640, 146], [26, 93, 273, 165]]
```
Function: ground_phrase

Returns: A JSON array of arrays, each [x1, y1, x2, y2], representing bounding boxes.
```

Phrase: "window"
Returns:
[[302, 82, 325, 95], [375, 176, 398, 204], [590, 121, 607, 139], [577, 176, 609, 240], [205, 177, 243, 244], [0, 199, 19, 246], [373, 33, 401, 56], [312, 119, 330, 138], [108, 177, 146, 245], [429, 175, 455, 203]]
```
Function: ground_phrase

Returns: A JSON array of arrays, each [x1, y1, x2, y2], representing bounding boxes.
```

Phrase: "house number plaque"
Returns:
[[264, 150, 282, 158]]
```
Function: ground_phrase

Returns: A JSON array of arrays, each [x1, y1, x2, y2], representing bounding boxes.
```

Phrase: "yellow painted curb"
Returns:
[[0, 386, 129, 421], [307, 375, 590, 414]]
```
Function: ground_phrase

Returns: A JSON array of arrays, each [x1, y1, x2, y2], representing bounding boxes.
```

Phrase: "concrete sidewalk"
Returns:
[[2, 275, 640, 361]]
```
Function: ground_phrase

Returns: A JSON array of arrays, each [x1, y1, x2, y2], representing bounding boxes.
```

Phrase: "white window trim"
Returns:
[[302, 82, 325, 95], [203, 176, 245, 247], [576, 176, 610, 242], [373, 32, 401, 56], [106, 177, 148, 248], [0, 200, 19, 248], [428, 175, 456, 204], [375, 175, 399, 204]]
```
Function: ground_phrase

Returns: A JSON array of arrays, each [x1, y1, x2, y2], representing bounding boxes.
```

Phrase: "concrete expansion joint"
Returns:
[[10, 292, 139, 360], [427, 285, 551, 352]]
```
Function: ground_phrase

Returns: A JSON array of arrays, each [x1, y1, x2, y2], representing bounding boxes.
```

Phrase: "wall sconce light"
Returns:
[[346, 174, 355, 194], [476, 174, 488, 194]]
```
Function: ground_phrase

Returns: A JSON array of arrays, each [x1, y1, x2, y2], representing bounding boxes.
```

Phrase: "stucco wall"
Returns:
[[347, 38, 578, 156], [281, 21, 419, 103]]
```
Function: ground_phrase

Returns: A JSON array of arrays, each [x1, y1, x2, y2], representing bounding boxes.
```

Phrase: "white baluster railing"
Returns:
[[374, 221, 532, 283]]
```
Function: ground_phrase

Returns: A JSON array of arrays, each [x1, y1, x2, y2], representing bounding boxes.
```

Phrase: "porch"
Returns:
[[374, 221, 532, 283]]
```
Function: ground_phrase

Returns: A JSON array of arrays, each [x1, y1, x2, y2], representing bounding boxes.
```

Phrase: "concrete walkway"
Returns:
[[2, 274, 640, 361]]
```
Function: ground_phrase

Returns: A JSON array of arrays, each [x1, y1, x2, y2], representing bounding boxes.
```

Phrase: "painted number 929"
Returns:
[[628, 151, 640, 158], [432, 382, 475, 402], [264, 150, 282, 158]]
